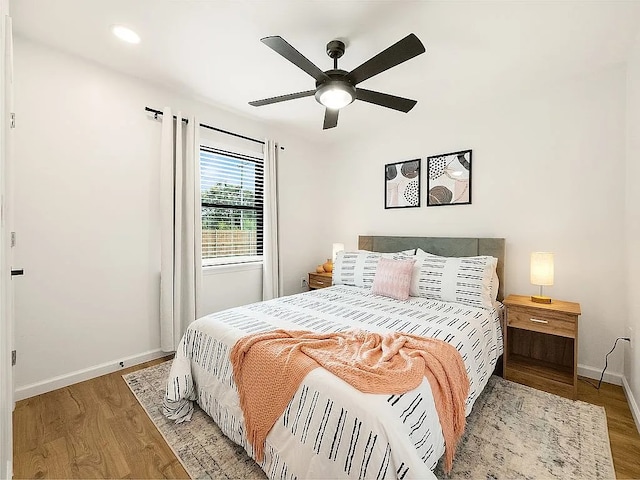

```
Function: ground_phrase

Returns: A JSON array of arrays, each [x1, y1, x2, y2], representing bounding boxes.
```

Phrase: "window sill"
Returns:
[[203, 261, 263, 276]]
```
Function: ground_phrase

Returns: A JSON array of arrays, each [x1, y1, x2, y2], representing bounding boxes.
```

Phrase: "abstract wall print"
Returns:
[[427, 150, 472, 206], [385, 159, 421, 209]]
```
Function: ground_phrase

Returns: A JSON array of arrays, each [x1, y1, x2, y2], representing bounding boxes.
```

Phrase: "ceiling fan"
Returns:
[[249, 34, 426, 130]]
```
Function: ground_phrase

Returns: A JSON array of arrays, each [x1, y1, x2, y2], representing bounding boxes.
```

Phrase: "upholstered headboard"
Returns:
[[358, 235, 506, 301]]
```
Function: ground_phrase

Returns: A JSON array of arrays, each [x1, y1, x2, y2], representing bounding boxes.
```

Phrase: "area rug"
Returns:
[[123, 361, 615, 480]]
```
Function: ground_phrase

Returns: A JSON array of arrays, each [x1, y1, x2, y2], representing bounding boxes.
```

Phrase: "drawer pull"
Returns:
[[316, 281, 325, 285], [530, 318, 549, 324]]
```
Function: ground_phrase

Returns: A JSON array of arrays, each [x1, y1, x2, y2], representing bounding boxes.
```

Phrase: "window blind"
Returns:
[[200, 146, 264, 265]]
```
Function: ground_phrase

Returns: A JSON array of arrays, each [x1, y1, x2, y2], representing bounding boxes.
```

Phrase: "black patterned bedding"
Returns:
[[164, 285, 503, 479]]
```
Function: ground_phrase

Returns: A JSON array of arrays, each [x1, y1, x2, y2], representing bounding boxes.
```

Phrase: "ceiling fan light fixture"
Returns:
[[315, 82, 355, 109], [112, 25, 141, 44]]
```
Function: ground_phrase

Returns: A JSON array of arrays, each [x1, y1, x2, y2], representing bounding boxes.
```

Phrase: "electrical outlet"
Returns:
[[301, 277, 308, 288]]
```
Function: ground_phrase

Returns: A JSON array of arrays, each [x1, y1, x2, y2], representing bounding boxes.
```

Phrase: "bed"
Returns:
[[164, 236, 505, 479]]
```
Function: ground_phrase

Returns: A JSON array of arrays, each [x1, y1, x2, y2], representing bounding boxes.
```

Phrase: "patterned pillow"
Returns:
[[371, 257, 416, 301], [333, 250, 414, 289], [410, 252, 498, 309], [415, 249, 500, 303]]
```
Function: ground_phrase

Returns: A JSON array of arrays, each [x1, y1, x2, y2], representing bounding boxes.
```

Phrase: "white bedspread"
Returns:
[[164, 285, 503, 480]]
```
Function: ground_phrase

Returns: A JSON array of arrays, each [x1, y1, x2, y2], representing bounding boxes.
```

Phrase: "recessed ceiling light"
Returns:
[[112, 25, 140, 44]]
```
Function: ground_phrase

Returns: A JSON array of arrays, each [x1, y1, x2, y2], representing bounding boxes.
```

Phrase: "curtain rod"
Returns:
[[145, 107, 284, 150]]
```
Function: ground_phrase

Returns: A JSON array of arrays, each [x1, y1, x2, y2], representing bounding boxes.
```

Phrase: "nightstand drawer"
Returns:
[[507, 308, 577, 338], [309, 272, 332, 289]]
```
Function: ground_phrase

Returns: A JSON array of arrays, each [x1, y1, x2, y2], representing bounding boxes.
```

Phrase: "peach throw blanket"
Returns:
[[230, 329, 469, 472]]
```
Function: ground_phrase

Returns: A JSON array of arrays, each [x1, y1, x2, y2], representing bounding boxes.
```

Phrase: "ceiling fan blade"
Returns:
[[261, 36, 331, 83], [346, 33, 425, 85], [249, 89, 315, 107], [323, 108, 339, 130], [356, 88, 417, 113]]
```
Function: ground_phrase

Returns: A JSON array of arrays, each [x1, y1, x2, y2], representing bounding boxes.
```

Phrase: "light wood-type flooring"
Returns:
[[12, 358, 640, 479]]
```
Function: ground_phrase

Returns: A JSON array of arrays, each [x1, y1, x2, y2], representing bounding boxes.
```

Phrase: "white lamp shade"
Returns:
[[332, 243, 345, 261], [530, 252, 554, 286], [319, 88, 353, 109]]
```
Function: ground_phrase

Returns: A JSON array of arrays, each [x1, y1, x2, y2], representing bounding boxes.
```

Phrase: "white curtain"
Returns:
[[160, 108, 202, 352], [262, 139, 282, 300]]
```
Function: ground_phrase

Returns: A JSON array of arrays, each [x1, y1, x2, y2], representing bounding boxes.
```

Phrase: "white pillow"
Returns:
[[416, 248, 500, 303], [411, 250, 498, 308], [333, 250, 414, 289]]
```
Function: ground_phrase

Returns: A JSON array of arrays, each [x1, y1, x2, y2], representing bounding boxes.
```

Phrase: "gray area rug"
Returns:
[[123, 361, 615, 480]]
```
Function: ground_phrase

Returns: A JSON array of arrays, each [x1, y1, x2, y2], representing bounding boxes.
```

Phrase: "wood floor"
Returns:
[[577, 377, 640, 479], [12, 360, 640, 479], [13, 357, 188, 479]]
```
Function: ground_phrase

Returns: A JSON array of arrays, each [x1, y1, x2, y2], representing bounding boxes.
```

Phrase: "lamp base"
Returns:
[[531, 295, 552, 304]]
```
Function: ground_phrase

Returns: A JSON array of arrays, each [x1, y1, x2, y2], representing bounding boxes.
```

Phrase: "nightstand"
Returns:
[[503, 294, 581, 400], [308, 272, 332, 290]]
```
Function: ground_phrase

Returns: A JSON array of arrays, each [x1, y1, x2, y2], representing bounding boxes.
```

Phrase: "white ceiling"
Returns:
[[11, 0, 640, 141]]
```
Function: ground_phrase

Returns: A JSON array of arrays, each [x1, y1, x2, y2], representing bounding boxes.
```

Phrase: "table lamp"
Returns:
[[321, 243, 345, 274], [332, 243, 345, 262], [530, 252, 554, 304]]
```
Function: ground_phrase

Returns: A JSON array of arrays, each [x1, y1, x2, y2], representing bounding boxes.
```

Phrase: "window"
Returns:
[[200, 146, 263, 266]]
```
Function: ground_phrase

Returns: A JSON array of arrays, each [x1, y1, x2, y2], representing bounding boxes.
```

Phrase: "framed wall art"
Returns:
[[385, 159, 421, 209], [426, 149, 472, 206]]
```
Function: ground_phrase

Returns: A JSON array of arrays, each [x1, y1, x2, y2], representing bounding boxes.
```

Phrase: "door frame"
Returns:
[[0, 2, 13, 478]]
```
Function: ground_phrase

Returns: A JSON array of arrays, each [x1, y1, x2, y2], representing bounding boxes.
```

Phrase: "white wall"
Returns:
[[625, 33, 640, 428], [200, 264, 262, 316], [324, 65, 628, 379], [12, 37, 327, 396]]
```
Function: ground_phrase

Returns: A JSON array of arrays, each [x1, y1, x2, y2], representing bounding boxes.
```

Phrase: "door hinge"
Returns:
[[11, 350, 16, 366], [10, 112, 15, 128], [10, 231, 15, 247]]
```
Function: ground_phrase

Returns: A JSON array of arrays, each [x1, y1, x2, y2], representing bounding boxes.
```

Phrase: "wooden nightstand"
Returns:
[[503, 294, 581, 400], [308, 272, 332, 290]]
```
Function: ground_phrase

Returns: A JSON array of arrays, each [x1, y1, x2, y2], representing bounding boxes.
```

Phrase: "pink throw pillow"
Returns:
[[371, 257, 416, 301]]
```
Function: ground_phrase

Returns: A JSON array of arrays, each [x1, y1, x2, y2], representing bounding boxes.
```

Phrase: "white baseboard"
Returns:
[[14, 349, 168, 401], [622, 376, 640, 434], [577, 363, 623, 386]]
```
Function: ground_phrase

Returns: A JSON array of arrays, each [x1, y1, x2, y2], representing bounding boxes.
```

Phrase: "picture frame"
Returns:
[[385, 159, 421, 209], [426, 149, 472, 206]]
